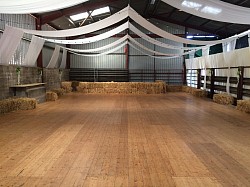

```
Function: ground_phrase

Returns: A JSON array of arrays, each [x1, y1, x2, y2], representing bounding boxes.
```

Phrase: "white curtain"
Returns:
[[65, 35, 128, 53], [23, 36, 45, 67], [202, 46, 210, 90], [70, 42, 127, 57], [222, 39, 236, 94], [128, 42, 179, 59], [21, 6, 128, 37], [0, 0, 89, 14], [0, 25, 24, 65], [59, 49, 67, 69], [129, 23, 201, 51], [46, 45, 61, 68], [161, 0, 250, 25], [44, 22, 129, 44]]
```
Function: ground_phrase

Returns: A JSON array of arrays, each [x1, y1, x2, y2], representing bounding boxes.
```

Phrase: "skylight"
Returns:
[[181, 0, 202, 10], [91, 6, 110, 16], [70, 12, 88, 21]]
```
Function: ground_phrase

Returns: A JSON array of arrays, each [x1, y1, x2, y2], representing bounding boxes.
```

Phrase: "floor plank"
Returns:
[[0, 92, 250, 186]]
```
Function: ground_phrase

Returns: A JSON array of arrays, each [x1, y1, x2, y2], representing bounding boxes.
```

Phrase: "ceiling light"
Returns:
[[92, 6, 110, 16], [70, 12, 88, 21]]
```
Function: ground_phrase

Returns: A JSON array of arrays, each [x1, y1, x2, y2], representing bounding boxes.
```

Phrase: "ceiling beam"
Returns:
[[152, 0, 161, 15], [40, 0, 120, 25], [143, 0, 151, 16]]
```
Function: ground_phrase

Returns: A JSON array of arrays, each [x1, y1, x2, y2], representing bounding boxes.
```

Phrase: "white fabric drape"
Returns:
[[21, 6, 128, 37], [0, 0, 89, 14], [129, 23, 202, 51], [189, 52, 195, 87], [222, 39, 236, 94], [23, 35, 45, 67], [128, 42, 179, 59], [46, 45, 61, 68], [70, 42, 127, 57], [0, 25, 24, 65], [161, 0, 250, 25], [59, 49, 67, 69], [64, 35, 128, 53], [44, 22, 129, 44], [128, 6, 238, 46], [202, 46, 210, 90]]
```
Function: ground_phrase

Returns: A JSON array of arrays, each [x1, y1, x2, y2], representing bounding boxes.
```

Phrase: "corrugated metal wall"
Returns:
[[0, 14, 35, 65], [70, 20, 185, 84]]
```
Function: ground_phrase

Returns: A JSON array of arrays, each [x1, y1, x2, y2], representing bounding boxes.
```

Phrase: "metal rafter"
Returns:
[[40, 0, 120, 25]]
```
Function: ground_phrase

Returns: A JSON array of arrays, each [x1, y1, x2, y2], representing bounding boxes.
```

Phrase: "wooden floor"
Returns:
[[1, 93, 250, 187]]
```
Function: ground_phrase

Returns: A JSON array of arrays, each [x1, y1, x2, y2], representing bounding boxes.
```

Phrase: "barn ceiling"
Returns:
[[33, 0, 250, 39]]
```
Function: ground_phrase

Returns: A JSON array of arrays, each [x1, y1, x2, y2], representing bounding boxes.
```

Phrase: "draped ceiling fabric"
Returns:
[[9, 5, 249, 47], [46, 45, 61, 68], [60, 49, 67, 69], [70, 42, 127, 57], [0, 0, 89, 14], [23, 36, 45, 67], [0, 26, 24, 65], [161, 0, 250, 24], [45, 22, 129, 45], [20, 6, 129, 37], [64, 35, 128, 53]]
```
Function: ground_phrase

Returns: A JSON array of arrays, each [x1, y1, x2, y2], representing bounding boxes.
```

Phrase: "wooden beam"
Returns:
[[237, 67, 244, 100]]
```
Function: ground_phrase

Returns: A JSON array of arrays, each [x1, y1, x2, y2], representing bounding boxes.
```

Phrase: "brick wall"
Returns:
[[0, 65, 69, 99]]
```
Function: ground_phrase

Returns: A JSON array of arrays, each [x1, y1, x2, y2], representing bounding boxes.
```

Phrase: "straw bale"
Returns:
[[166, 85, 183, 92], [46, 91, 58, 101], [213, 93, 234, 105], [0, 98, 36, 114], [191, 89, 207, 97], [61, 82, 72, 93], [76, 82, 167, 94], [51, 88, 65, 97], [236, 100, 250, 113]]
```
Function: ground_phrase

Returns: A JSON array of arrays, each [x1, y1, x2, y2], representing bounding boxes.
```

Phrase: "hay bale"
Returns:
[[72, 81, 80, 91], [61, 82, 72, 93], [182, 86, 193, 93], [236, 100, 250, 113], [51, 88, 65, 97], [192, 89, 207, 97], [0, 98, 36, 114], [213, 93, 234, 105], [46, 91, 58, 101], [166, 85, 183, 92]]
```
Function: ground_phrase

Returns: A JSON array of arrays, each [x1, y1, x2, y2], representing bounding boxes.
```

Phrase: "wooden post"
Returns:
[[197, 69, 201, 89], [36, 16, 43, 68], [66, 44, 70, 69], [210, 68, 215, 99], [237, 66, 244, 100]]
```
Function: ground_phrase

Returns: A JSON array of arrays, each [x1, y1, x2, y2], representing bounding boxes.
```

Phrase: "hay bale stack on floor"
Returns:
[[0, 98, 37, 114], [236, 100, 250, 113], [166, 85, 183, 92], [51, 88, 65, 97], [46, 91, 58, 101], [71, 81, 80, 91], [182, 86, 193, 93], [213, 93, 234, 105], [191, 89, 207, 97], [61, 82, 72, 93], [76, 82, 167, 94]]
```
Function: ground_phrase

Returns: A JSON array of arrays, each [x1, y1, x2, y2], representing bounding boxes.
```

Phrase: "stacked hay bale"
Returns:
[[213, 93, 234, 105], [236, 100, 250, 113], [51, 88, 65, 97], [46, 91, 58, 101], [71, 81, 80, 92], [76, 82, 167, 94], [191, 89, 207, 97], [166, 85, 183, 92], [0, 98, 37, 114], [61, 82, 72, 93]]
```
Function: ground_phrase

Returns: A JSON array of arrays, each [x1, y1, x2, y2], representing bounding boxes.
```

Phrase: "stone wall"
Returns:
[[0, 65, 69, 99]]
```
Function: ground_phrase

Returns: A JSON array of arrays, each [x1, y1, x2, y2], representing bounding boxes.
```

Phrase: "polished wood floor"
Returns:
[[0, 93, 250, 187]]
